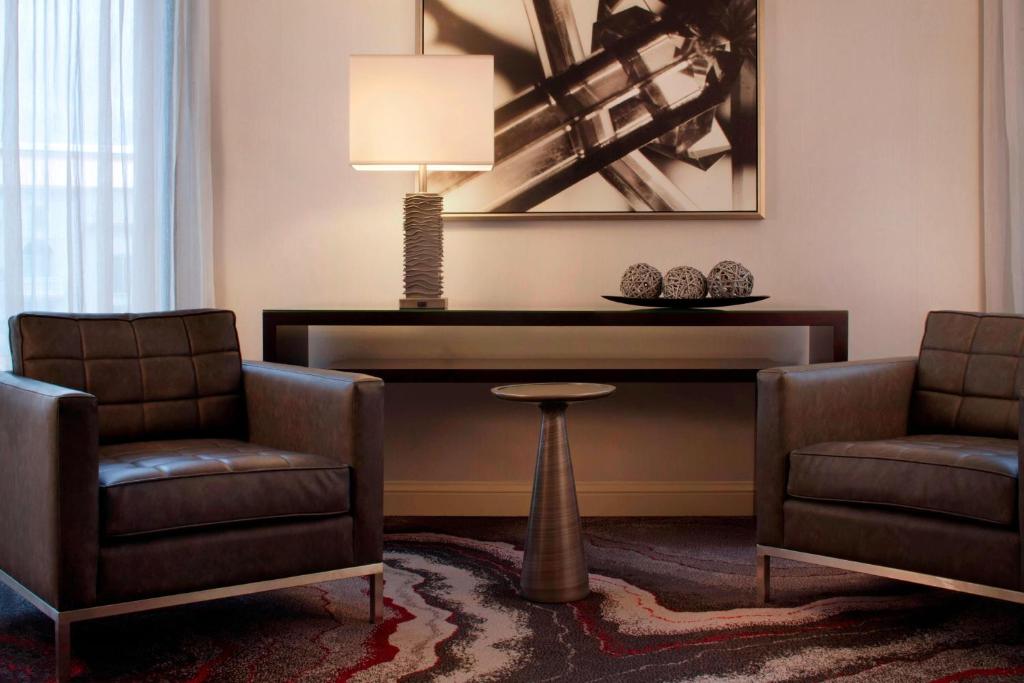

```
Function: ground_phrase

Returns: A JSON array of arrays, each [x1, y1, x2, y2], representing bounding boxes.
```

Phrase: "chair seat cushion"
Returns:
[[788, 434, 1018, 525], [99, 439, 350, 538]]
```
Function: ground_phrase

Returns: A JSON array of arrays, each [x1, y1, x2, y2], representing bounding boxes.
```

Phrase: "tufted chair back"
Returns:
[[911, 311, 1024, 439], [9, 310, 244, 443]]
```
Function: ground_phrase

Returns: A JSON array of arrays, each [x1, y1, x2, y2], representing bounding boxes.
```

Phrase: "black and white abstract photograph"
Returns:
[[420, 0, 761, 218]]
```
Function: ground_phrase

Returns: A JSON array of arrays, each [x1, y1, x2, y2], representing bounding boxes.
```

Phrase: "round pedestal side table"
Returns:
[[491, 382, 616, 603]]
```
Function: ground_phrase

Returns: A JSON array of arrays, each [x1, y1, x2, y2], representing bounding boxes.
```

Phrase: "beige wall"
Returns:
[[210, 0, 983, 515]]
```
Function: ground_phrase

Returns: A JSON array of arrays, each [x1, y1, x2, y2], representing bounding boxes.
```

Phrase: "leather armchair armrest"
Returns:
[[0, 372, 98, 609], [242, 361, 384, 565], [756, 357, 917, 547]]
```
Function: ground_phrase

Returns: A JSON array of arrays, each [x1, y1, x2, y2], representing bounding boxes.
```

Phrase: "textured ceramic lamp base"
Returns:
[[520, 402, 590, 603], [400, 193, 447, 310]]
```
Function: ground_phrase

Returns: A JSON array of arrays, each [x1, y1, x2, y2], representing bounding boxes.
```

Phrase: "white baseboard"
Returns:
[[384, 480, 754, 517]]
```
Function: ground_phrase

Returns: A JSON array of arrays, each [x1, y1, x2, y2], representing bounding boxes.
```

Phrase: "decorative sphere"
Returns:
[[620, 263, 663, 298], [707, 260, 754, 297], [663, 266, 708, 299]]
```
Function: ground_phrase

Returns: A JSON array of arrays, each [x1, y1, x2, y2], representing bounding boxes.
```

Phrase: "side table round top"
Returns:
[[491, 382, 616, 403]]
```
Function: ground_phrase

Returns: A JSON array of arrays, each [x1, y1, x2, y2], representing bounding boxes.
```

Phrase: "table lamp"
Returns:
[[349, 55, 494, 309]]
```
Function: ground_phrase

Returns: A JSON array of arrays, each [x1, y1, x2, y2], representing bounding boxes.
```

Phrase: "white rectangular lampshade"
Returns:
[[349, 55, 494, 172]]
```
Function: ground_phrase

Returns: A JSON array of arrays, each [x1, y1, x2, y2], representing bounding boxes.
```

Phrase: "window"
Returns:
[[0, 0, 211, 369]]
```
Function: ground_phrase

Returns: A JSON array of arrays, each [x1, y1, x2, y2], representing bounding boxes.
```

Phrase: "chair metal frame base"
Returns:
[[0, 562, 385, 682], [756, 545, 1024, 606]]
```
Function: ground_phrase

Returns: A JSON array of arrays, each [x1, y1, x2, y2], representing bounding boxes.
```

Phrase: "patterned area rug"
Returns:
[[2, 518, 1024, 681]]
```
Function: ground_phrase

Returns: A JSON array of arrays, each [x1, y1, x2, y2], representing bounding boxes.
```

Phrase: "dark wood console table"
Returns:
[[262, 309, 848, 383]]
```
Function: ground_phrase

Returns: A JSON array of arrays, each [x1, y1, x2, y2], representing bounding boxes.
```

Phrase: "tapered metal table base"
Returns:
[[491, 382, 616, 604], [521, 401, 589, 602]]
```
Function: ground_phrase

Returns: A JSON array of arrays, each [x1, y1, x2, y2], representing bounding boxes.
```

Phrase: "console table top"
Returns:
[[262, 308, 847, 326]]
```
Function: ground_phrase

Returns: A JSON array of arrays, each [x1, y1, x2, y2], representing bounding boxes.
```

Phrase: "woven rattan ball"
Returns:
[[663, 266, 708, 299], [620, 263, 663, 298], [707, 260, 754, 297]]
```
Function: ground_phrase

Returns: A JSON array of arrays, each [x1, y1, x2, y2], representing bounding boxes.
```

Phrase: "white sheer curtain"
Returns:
[[983, 0, 1024, 313], [0, 0, 212, 369]]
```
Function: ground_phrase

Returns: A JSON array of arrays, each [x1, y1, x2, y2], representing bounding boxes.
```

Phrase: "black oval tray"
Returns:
[[602, 295, 769, 309]]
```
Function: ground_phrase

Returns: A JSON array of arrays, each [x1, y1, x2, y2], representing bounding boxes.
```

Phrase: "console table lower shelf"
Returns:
[[326, 358, 777, 383]]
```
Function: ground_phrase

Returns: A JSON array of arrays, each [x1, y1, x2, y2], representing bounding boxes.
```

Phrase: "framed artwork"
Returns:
[[417, 0, 763, 220]]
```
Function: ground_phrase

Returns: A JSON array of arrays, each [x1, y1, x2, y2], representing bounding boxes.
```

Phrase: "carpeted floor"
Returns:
[[2, 518, 1023, 681]]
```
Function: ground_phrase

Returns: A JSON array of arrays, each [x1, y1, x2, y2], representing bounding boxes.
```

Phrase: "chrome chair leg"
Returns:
[[756, 552, 771, 605], [370, 572, 384, 623], [55, 617, 70, 682]]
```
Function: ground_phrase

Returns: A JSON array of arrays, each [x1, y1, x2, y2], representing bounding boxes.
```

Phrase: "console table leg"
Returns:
[[273, 325, 310, 367], [809, 324, 847, 363], [521, 401, 589, 603]]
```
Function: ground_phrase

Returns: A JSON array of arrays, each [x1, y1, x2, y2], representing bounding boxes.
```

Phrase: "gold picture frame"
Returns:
[[416, 0, 765, 220]]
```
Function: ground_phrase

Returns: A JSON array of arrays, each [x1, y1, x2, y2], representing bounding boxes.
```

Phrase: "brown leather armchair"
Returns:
[[756, 311, 1024, 605], [0, 310, 384, 681]]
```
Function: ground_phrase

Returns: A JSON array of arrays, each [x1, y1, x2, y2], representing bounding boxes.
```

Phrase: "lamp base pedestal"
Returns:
[[399, 297, 448, 310], [402, 193, 447, 310]]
